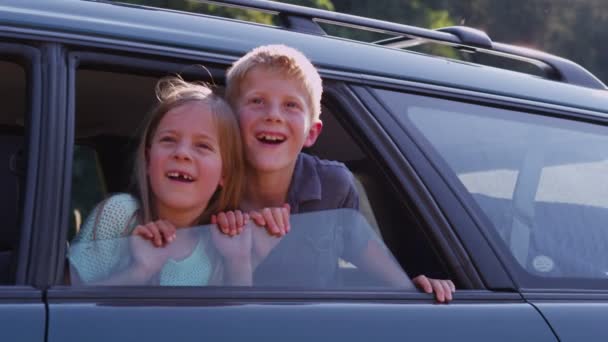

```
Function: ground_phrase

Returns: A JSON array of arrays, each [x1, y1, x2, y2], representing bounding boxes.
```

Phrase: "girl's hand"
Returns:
[[132, 220, 177, 247], [249, 203, 290, 237], [412, 275, 456, 303], [212, 210, 249, 237], [129, 221, 177, 279]]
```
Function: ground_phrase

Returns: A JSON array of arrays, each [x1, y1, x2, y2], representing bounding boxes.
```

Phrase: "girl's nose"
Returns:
[[172, 141, 192, 160]]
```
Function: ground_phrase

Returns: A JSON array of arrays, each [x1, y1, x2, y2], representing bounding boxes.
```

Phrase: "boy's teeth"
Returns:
[[257, 133, 285, 142]]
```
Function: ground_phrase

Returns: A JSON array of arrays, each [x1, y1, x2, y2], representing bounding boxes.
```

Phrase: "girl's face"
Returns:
[[147, 102, 224, 225]]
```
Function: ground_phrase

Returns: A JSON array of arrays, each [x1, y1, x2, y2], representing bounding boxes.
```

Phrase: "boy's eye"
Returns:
[[286, 101, 301, 109]]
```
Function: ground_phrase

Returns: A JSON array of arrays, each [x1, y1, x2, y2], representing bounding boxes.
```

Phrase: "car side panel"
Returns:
[[48, 300, 557, 341], [0, 288, 45, 342], [529, 295, 608, 342]]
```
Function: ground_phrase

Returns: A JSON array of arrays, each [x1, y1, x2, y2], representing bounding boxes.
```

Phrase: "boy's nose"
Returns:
[[264, 103, 283, 122]]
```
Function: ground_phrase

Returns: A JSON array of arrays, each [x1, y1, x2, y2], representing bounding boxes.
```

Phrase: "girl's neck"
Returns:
[[241, 167, 294, 210], [155, 205, 202, 228]]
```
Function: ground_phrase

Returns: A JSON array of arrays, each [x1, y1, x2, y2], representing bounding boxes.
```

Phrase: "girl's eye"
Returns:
[[159, 136, 176, 143], [249, 97, 263, 105], [196, 142, 213, 151]]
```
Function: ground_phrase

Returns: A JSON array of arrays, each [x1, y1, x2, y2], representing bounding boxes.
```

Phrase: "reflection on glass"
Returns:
[[68, 209, 414, 289], [380, 87, 608, 280]]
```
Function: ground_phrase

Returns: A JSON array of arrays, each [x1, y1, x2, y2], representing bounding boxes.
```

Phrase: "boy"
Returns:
[[224, 44, 455, 301]]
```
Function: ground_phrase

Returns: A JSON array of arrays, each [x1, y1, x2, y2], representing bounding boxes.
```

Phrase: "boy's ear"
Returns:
[[303, 120, 323, 148]]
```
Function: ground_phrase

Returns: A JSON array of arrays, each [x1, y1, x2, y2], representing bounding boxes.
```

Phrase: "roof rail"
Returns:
[[111, 0, 608, 89]]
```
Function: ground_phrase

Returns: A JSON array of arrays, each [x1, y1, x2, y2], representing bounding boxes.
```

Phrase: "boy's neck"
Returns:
[[242, 167, 295, 210]]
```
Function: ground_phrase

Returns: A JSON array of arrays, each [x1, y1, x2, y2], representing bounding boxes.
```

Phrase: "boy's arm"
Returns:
[[351, 240, 455, 302]]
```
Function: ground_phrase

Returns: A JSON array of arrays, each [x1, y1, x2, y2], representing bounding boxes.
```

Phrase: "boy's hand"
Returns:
[[212, 210, 250, 237], [249, 204, 290, 237], [132, 220, 177, 247], [412, 275, 456, 303]]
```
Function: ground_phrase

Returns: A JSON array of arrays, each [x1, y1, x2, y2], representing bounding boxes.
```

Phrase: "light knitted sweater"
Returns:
[[68, 193, 211, 285]]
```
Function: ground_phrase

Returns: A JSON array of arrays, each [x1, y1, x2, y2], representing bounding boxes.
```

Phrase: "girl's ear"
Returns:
[[218, 175, 225, 188]]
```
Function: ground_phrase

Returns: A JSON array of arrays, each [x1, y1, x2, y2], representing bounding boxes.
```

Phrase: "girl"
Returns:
[[68, 76, 251, 286]]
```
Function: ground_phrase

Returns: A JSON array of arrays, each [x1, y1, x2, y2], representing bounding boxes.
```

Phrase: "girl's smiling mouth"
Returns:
[[166, 171, 195, 182]]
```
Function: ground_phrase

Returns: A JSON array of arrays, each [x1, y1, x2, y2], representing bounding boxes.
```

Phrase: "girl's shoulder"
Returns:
[[74, 193, 141, 242]]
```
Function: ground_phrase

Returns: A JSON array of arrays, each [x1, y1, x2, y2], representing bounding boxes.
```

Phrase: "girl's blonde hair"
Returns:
[[133, 76, 244, 225]]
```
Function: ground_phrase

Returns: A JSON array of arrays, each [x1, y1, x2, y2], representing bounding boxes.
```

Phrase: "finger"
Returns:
[[281, 206, 290, 233], [243, 213, 250, 225], [226, 211, 237, 236], [441, 281, 453, 302], [249, 211, 265, 227], [263, 208, 280, 236], [133, 226, 153, 239], [146, 223, 163, 247], [157, 220, 176, 244], [413, 275, 432, 294], [448, 280, 456, 293], [211, 214, 217, 225], [271, 208, 285, 236], [217, 212, 230, 235], [235, 210, 244, 228], [431, 279, 446, 303]]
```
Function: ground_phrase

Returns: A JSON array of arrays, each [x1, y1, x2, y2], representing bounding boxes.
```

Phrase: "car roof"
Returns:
[[1, 0, 608, 116]]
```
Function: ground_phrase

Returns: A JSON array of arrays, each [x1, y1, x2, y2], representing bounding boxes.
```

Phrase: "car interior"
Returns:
[[0, 59, 27, 285]]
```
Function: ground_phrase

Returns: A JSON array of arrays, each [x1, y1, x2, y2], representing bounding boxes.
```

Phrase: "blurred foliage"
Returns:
[[115, 0, 608, 84]]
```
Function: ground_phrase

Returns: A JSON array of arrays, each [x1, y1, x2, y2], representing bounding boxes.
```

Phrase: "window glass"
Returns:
[[68, 67, 417, 289], [0, 60, 27, 284], [67, 208, 412, 289], [376, 88, 608, 280]]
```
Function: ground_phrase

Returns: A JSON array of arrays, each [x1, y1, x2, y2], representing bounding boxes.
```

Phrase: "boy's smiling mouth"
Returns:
[[256, 132, 286, 145], [166, 171, 195, 183]]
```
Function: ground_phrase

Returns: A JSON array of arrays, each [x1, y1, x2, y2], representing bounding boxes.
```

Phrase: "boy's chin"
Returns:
[[246, 157, 296, 174]]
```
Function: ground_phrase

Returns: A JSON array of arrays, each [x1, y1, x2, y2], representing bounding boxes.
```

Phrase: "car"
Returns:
[[1, 0, 607, 341]]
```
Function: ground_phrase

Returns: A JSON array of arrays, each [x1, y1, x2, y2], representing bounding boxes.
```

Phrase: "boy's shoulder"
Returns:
[[296, 152, 353, 182], [289, 153, 358, 213]]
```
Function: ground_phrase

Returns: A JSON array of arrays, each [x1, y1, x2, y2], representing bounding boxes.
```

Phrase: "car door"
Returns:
[[364, 83, 608, 341], [0, 42, 46, 342]]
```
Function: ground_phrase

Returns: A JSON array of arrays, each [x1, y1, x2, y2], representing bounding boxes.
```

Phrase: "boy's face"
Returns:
[[236, 67, 322, 174]]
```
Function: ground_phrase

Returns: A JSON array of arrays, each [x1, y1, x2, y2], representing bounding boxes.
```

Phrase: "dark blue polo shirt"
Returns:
[[254, 153, 375, 288]]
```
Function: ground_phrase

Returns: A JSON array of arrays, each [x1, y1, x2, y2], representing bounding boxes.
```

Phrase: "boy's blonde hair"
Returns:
[[225, 44, 323, 121], [134, 76, 244, 225]]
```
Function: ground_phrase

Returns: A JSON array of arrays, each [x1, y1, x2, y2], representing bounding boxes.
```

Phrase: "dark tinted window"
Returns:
[[0, 60, 27, 284]]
